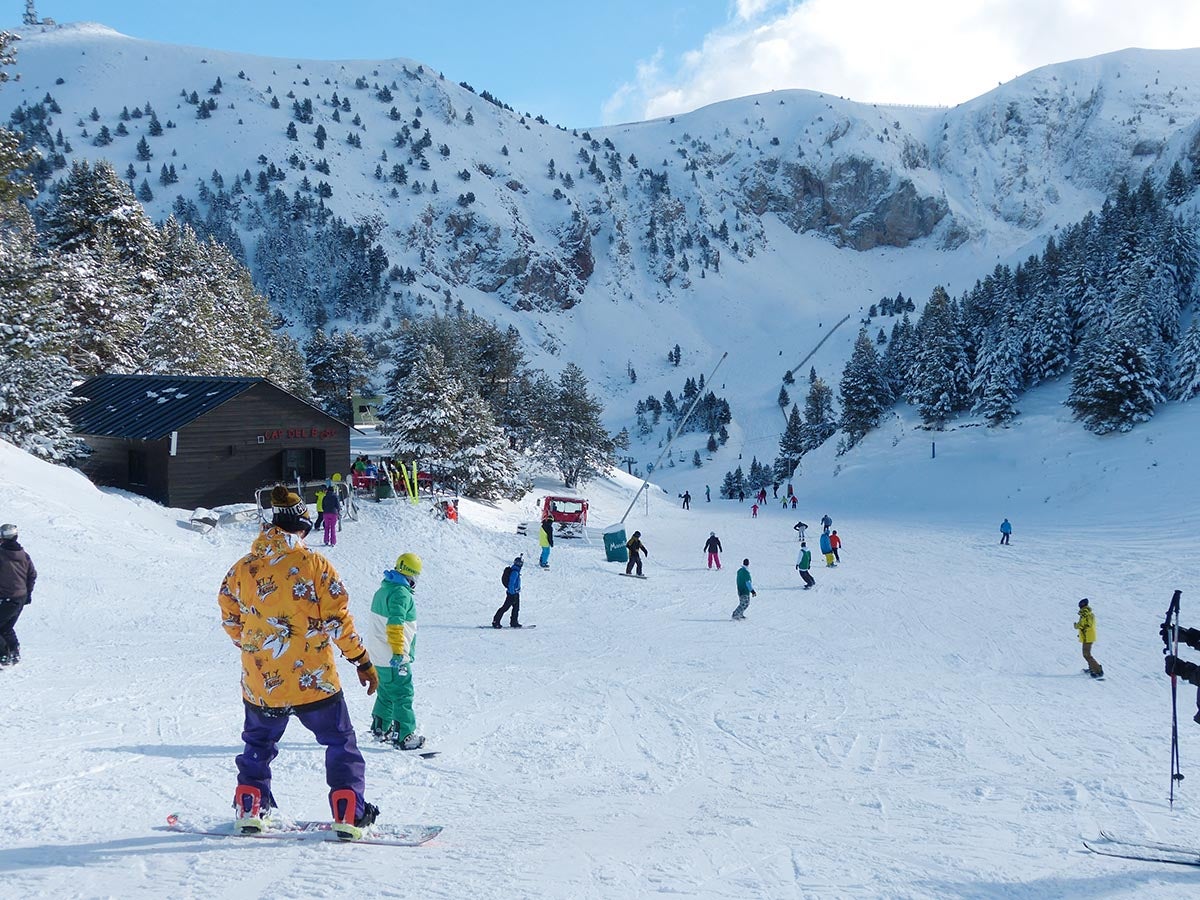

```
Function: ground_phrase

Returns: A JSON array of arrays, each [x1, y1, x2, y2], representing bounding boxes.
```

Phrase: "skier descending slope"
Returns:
[[704, 532, 723, 570], [218, 485, 381, 841], [367, 553, 425, 750], [795, 543, 815, 589], [732, 559, 756, 620]]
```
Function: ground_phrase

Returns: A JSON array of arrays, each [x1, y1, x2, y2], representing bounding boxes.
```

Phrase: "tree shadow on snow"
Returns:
[[920, 864, 1200, 899], [97, 742, 318, 758], [0, 833, 235, 873]]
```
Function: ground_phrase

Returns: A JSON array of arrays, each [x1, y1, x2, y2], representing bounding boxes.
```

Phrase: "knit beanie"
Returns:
[[1078, 598, 1089, 608], [271, 485, 312, 534]]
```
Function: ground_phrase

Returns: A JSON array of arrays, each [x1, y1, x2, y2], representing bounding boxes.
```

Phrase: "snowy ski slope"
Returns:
[[4, 375, 1200, 899]]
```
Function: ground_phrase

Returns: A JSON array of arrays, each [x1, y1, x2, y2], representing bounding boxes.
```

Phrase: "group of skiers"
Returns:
[[217, 484, 426, 841], [701, 514, 843, 619]]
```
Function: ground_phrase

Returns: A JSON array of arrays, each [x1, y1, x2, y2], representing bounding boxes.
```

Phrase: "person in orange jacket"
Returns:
[[218, 485, 380, 840], [829, 529, 842, 563]]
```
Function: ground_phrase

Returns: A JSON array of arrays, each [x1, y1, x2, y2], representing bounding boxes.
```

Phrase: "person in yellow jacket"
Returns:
[[218, 485, 380, 840], [1075, 598, 1104, 678]]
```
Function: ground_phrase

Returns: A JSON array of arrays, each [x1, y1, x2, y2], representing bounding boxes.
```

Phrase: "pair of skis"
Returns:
[[1084, 831, 1200, 867]]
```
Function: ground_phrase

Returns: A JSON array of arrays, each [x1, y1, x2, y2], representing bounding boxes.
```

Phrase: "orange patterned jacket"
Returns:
[[218, 526, 369, 710]]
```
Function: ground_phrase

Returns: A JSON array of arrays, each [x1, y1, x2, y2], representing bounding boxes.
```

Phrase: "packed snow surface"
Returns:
[[4, 380, 1200, 899]]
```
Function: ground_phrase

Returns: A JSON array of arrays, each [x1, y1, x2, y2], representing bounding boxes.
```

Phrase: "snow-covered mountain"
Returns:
[[5, 22, 1200, 477]]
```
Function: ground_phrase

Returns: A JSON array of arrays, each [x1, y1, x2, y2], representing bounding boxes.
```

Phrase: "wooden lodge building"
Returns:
[[70, 375, 354, 510]]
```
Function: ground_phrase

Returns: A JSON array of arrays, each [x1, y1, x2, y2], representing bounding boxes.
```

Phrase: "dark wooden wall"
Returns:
[[170, 383, 351, 509], [76, 435, 171, 504]]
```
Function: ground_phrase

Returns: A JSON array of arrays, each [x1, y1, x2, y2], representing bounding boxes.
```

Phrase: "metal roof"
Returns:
[[70, 375, 355, 440]]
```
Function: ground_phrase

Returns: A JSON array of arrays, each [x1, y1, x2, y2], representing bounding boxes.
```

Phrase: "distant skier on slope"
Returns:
[[704, 532, 723, 570], [539, 513, 554, 568], [681, 491, 691, 510], [795, 543, 815, 589], [732, 559, 756, 620], [751, 503, 759, 518], [217, 485, 380, 840], [820, 513, 832, 531], [1000, 518, 1013, 545], [1075, 599, 1104, 678], [0, 523, 36, 666], [829, 530, 842, 563], [625, 531, 649, 577], [793, 520, 808, 542]]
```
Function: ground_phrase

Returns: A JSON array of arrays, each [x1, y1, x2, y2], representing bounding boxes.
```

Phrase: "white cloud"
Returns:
[[602, 0, 1200, 123]]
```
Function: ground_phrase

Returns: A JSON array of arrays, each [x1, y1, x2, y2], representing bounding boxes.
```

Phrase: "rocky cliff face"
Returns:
[[9, 26, 1200, 321]]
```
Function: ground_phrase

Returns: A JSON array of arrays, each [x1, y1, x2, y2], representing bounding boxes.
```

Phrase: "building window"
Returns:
[[281, 448, 327, 481], [128, 449, 148, 486]]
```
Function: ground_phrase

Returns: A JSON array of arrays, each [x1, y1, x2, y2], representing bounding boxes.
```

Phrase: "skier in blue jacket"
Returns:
[[819, 530, 836, 567], [492, 556, 524, 628]]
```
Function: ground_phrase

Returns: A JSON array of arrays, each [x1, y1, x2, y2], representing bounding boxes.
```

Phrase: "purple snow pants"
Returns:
[[235, 695, 366, 817], [323, 512, 339, 546]]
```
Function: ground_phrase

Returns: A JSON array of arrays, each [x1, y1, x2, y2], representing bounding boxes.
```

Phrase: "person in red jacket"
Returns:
[[829, 530, 842, 563]]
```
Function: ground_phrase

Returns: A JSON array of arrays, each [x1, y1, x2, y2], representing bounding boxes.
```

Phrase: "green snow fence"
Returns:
[[603, 525, 628, 563]]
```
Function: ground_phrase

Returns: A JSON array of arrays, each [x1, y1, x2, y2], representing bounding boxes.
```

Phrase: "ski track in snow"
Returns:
[[4, 436, 1200, 899]]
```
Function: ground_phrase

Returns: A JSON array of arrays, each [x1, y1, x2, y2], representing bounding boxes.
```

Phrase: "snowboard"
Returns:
[[617, 572, 648, 579], [479, 624, 536, 629], [1082, 668, 1106, 681], [166, 814, 443, 846]]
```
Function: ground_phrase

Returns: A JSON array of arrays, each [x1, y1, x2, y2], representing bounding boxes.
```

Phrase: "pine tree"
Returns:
[[970, 308, 1022, 426], [379, 344, 468, 464], [41, 160, 161, 267], [541, 363, 615, 487], [800, 375, 838, 452], [907, 287, 970, 429], [0, 207, 84, 460], [1166, 161, 1190, 205], [839, 330, 889, 446], [1067, 324, 1162, 433], [1174, 315, 1200, 401], [778, 403, 804, 470], [305, 329, 374, 418], [777, 385, 790, 409]]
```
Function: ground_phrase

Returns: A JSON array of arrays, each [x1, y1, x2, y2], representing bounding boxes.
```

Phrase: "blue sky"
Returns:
[[18, 1, 1200, 126], [19, 0, 728, 127]]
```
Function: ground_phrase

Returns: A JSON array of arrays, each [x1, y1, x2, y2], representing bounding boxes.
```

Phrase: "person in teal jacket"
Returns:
[[366, 552, 425, 750], [732, 559, 756, 620]]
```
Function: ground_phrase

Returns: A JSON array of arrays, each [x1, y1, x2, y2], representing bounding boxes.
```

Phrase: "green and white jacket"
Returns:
[[367, 570, 417, 663]]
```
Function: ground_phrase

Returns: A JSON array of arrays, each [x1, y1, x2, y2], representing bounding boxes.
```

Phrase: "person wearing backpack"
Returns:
[[819, 529, 836, 567], [492, 556, 524, 628], [795, 543, 815, 589]]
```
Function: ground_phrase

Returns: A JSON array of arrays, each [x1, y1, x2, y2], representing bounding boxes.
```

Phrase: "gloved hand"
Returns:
[[751, 591, 757, 597], [1161, 624, 1200, 649], [795, 565, 801, 571], [1166, 655, 1200, 686], [390, 654, 411, 677], [356, 661, 378, 695]]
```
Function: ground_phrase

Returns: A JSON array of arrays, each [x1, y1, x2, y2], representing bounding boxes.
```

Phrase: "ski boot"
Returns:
[[369, 715, 388, 742], [387, 727, 426, 750], [233, 785, 272, 835], [330, 789, 379, 841], [8, 649, 17, 664], [0, 653, 9, 666]]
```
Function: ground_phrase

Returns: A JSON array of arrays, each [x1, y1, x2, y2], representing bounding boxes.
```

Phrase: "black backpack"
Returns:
[[501, 565, 513, 589]]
